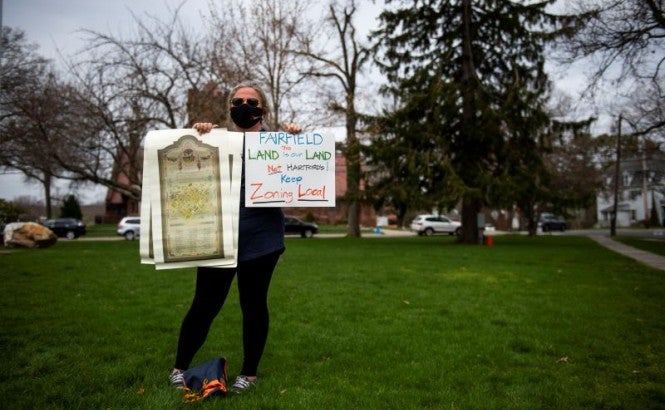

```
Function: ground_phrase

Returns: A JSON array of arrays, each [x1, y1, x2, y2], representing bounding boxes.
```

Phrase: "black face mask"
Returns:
[[230, 104, 263, 129]]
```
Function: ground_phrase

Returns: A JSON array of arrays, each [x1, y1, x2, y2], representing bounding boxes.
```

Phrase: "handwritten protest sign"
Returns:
[[244, 132, 336, 207]]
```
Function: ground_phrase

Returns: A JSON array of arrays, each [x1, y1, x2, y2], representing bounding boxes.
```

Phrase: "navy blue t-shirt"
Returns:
[[237, 137, 285, 262]]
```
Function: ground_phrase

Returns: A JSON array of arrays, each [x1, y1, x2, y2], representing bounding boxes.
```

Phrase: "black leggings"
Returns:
[[174, 250, 281, 376]]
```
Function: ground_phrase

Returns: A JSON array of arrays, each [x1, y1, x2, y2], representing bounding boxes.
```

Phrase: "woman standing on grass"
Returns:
[[169, 82, 301, 394]]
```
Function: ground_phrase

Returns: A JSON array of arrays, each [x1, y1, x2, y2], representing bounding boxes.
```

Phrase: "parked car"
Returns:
[[43, 218, 86, 239], [284, 216, 318, 238], [540, 214, 567, 232], [117, 216, 141, 240], [410, 214, 462, 236]]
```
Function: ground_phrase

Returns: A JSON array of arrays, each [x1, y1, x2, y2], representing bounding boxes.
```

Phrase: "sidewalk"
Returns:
[[589, 235, 665, 271]]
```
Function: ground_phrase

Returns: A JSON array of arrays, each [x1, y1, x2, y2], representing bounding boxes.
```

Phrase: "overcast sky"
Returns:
[[1, 0, 597, 206], [1, 0, 214, 204], [3, 0, 211, 60]]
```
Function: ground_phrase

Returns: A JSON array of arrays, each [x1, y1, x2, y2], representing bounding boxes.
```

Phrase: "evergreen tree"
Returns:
[[0, 199, 24, 223], [60, 195, 82, 220], [363, 98, 461, 227], [373, 0, 572, 243], [546, 120, 603, 206]]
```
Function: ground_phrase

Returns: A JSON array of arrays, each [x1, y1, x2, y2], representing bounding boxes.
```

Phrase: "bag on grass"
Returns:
[[182, 357, 228, 402]]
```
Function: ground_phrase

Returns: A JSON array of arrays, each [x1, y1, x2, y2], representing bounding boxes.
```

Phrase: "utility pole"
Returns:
[[641, 142, 649, 227], [610, 114, 622, 237], [0, 0, 3, 61]]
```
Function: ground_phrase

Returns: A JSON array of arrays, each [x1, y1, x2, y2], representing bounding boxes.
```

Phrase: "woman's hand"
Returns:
[[193, 122, 218, 135], [282, 122, 302, 134]]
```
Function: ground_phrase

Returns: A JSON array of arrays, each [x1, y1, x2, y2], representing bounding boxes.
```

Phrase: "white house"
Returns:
[[597, 151, 665, 228]]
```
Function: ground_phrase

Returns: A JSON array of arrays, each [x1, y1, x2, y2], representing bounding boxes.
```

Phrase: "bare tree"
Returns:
[[295, 0, 372, 237], [557, 0, 664, 230], [0, 27, 65, 218], [558, 0, 665, 135], [206, 0, 312, 129], [626, 78, 665, 139], [58, 3, 223, 201]]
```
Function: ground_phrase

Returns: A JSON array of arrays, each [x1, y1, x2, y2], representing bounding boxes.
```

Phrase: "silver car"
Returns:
[[117, 216, 140, 240], [410, 214, 462, 236]]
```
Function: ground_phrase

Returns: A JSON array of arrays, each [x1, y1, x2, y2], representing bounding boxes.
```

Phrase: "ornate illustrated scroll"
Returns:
[[140, 129, 243, 270], [158, 135, 224, 262]]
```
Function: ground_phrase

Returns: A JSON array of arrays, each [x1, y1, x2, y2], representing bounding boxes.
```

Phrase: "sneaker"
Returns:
[[230, 375, 257, 393], [169, 368, 185, 389]]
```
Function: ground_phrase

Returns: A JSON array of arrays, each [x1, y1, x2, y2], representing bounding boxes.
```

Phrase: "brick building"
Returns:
[[104, 150, 142, 223]]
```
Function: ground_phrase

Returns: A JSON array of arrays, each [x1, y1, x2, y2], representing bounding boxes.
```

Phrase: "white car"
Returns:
[[117, 216, 140, 240], [410, 214, 462, 236]]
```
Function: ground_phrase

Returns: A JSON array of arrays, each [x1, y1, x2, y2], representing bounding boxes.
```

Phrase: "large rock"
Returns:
[[3, 222, 58, 248]]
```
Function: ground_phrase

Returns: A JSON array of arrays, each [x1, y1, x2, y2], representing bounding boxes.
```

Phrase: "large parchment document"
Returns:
[[139, 129, 243, 270]]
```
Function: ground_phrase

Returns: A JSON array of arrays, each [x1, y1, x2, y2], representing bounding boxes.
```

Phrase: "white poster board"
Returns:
[[244, 131, 336, 207], [139, 129, 243, 270]]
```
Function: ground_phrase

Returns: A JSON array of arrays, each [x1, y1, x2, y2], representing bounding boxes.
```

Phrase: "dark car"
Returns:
[[540, 214, 566, 232], [43, 218, 87, 239], [284, 216, 318, 238]]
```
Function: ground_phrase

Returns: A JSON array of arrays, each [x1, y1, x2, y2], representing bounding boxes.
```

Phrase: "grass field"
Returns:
[[85, 223, 358, 238], [1, 235, 664, 409], [84, 223, 119, 238], [614, 235, 665, 257]]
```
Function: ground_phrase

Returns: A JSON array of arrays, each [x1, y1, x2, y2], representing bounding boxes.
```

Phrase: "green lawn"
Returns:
[[614, 235, 665, 257], [1, 235, 664, 408], [84, 223, 359, 237], [85, 223, 119, 238]]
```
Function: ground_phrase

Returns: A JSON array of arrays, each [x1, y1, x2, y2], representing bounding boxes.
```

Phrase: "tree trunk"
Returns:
[[346, 105, 361, 237], [397, 203, 408, 229], [527, 212, 538, 236], [460, 196, 481, 244], [458, 0, 480, 244], [43, 173, 53, 219]]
